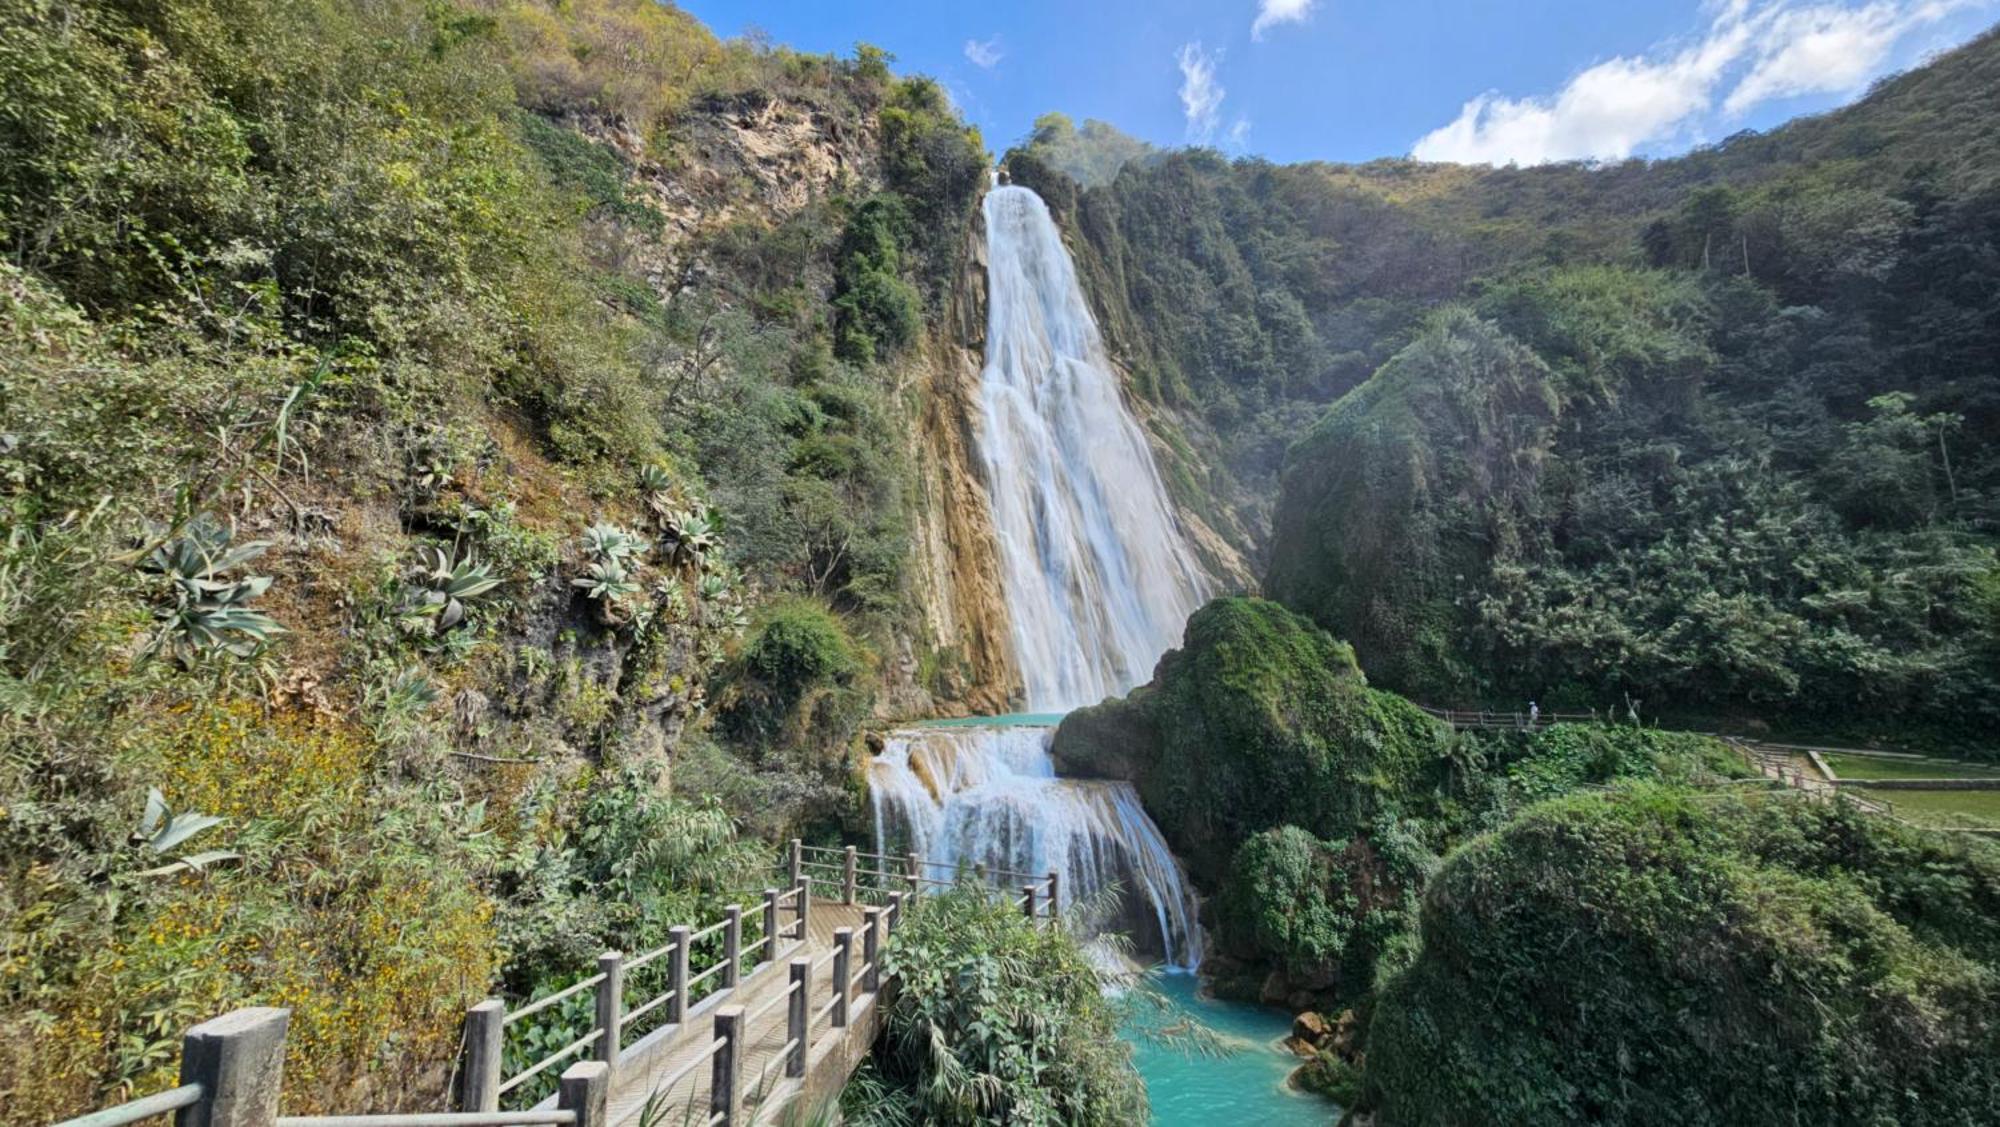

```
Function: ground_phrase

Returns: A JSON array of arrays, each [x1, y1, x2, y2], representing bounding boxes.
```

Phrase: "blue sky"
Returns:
[[677, 0, 1999, 166]]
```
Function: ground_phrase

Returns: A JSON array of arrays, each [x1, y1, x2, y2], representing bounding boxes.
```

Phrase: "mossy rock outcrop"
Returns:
[[1364, 786, 2000, 1126], [1051, 596, 1451, 886]]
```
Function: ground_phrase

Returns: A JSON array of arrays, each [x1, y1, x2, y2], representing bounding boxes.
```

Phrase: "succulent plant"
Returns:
[[403, 545, 503, 634], [140, 517, 283, 666], [660, 506, 719, 572]]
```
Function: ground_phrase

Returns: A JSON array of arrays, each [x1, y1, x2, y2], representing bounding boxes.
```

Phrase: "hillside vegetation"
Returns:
[[1014, 29, 2000, 742], [0, 0, 986, 1117]]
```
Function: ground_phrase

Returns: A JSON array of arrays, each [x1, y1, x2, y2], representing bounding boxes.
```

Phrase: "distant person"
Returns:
[[1529, 701, 1540, 727]]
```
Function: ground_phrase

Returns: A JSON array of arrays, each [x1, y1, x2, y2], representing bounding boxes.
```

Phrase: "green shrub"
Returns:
[[1364, 787, 2000, 1125], [864, 884, 1146, 1126]]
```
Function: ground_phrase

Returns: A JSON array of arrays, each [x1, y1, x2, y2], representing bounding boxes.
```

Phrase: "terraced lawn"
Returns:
[[1860, 787, 2000, 830], [1819, 752, 2000, 782]]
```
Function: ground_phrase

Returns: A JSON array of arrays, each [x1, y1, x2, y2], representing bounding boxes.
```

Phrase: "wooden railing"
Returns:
[[52, 840, 1068, 1127]]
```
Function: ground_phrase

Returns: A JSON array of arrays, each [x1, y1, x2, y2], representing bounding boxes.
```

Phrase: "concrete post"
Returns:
[[594, 951, 622, 1078], [843, 845, 858, 905], [831, 928, 853, 1028], [723, 905, 743, 990], [786, 958, 809, 1078], [1048, 871, 1061, 920], [175, 1007, 289, 1127], [761, 888, 780, 963], [887, 890, 904, 935], [862, 908, 882, 993], [557, 1060, 608, 1127], [711, 1007, 744, 1125], [1023, 884, 1038, 923], [906, 851, 920, 894], [666, 925, 691, 1024], [788, 838, 803, 889], [456, 999, 504, 1112]]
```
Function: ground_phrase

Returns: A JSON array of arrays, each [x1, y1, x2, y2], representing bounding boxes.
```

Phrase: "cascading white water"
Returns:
[[867, 183, 1210, 969], [976, 185, 1206, 712], [870, 724, 1203, 969]]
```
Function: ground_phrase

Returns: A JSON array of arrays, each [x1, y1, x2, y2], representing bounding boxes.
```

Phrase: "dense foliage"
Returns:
[[0, 0, 987, 1116], [1053, 597, 1450, 885], [1015, 30, 2000, 743], [854, 884, 1147, 1127], [1366, 787, 2000, 1125]]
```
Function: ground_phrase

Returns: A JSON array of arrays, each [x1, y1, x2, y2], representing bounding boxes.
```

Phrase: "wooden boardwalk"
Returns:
[[601, 899, 868, 1127]]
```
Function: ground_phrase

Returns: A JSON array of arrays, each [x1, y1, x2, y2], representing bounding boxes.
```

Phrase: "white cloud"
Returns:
[[1228, 117, 1254, 148], [1724, 1, 1966, 112], [1177, 41, 1227, 142], [1252, 0, 1319, 40], [963, 35, 1003, 70], [1413, 0, 1985, 166]]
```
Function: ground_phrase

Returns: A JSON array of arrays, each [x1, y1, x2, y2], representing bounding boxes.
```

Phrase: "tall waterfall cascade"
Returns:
[[869, 184, 1207, 968], [976, 185, 1206, 712]]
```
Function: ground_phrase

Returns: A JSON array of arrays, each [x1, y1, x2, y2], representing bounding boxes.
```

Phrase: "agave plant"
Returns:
[[660, 507, 719, 572], [140, 518, 283, 666], [573, 558, 641, 605], [637, 464, 675, 525], [403, 545, 503, 634], [132, 787, 238, 878], [581, 522, 645, 565]]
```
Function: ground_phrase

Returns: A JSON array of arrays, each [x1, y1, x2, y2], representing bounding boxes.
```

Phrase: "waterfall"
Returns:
[[870, 724, 1204, 970], [976, 185, 1206, 712], [864, 183, 1211, 969]]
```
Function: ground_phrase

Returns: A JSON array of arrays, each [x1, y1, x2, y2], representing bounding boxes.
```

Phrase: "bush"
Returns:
[[861, 884, 1146, 1126], [1364, 787, 2000, 1125]]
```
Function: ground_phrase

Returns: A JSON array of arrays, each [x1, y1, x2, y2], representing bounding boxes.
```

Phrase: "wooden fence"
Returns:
[[53, 839, 1065, 1127]]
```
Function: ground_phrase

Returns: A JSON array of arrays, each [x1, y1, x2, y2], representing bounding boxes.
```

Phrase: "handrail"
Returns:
[[619, 987, 675, 1029], [685, 959, 728, 991], [743, 977, 802, 1027], [504, 973, 607, 1025], [53, 1085, 205, 1127], [276, 1116, 579, 1127], [496, 1029, 602, 1095], [687, 918, 729, 945]]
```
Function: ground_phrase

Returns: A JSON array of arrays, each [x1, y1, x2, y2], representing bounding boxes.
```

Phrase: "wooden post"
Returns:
[[723, 905, 743, 989], [1023, 884, 1038, 923], [786, 958, 809, 1078], [711, 1007, 744, 1126], [788, 838, 803, 889], [1047, 871, 1061, 920], [887, 890, 904, 935], [557, 1060, 608, 1127], [666, 925, 691, 1024], [456, 999, 504, 1112], [906, 851, 921, 894], [594, 952, 622, 1079], [797, 876, 812, 941], [761, 888, 780, 963], [862, 908, 882, 993], [176, 1007, 289, 1127], [843, 845, 858, 905], [831, 928, 853, 1028]]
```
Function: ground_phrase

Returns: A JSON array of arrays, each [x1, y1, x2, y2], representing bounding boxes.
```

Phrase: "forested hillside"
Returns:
[[0, 0, 989, 1116], [1011, 27, 2000, 741]]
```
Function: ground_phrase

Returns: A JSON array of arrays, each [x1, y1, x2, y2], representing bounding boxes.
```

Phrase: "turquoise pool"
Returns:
[[1121, 974, 1341, 1126]]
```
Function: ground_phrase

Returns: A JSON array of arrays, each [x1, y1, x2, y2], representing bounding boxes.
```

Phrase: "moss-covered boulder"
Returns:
[[1210, 826, 1426, 1010], [1051, 597, 1451, 886], [1364, 786, 2000, 1126]]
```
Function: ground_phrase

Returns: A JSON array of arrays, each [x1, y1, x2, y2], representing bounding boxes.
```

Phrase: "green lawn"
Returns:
[[1859, 787, 2000, 830], [1819, 752, 2000, 782]]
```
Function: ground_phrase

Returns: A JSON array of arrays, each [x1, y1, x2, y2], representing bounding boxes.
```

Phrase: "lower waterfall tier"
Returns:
[[868, 722, 1204, 969]]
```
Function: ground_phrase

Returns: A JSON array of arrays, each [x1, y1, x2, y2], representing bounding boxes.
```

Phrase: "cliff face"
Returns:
[[891, 216, 1023, 716]]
